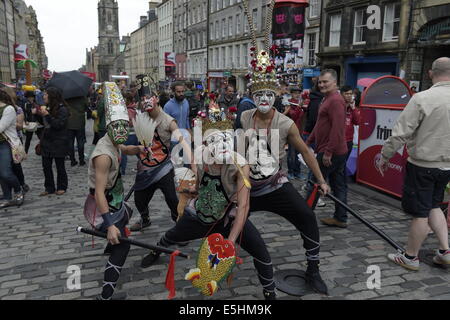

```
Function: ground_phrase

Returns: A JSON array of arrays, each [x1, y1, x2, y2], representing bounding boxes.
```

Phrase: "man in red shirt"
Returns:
[[341, 85, 360, 161], [306, 69, 349, 228]]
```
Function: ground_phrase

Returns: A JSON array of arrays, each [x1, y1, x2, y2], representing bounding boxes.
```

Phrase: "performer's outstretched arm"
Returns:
[[228, 165, 251, 244], [287, 124, 330, 195], [170, 120, 198, 177]]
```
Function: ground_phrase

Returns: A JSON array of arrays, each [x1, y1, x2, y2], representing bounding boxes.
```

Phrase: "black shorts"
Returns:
[[402, 162, 450, 218]]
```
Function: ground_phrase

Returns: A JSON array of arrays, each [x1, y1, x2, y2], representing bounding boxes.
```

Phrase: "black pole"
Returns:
[[124, 185, 135, 202], [76, 227, 190, 259], [324, 192, 405, 253], [308, 181, 405, 253]]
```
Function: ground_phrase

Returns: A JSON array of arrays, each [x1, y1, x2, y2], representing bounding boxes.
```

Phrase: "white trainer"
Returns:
[[387, 252, 420, 271], [433, 249, 450, 265]]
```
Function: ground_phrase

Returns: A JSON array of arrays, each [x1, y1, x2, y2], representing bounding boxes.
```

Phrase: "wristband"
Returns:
[[102, 212, 114, 228]]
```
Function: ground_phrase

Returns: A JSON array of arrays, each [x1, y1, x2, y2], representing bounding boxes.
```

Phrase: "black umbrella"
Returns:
[[46, 71, 93, 99]]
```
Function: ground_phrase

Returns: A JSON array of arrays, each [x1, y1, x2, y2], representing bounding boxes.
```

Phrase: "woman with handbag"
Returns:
[[3, 87, 30, 194], [0, 90, 24, 209], [37, 87, 70, 196]]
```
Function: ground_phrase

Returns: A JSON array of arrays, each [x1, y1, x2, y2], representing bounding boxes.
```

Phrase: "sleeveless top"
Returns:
[[134, 110, 175, 191], [88, 135, 124, 211], [191, 158, 241, 225], [240, 109, 294, 196]]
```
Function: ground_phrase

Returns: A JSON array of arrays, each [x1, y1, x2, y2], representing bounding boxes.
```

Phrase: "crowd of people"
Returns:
[[0, 56, 449, 300]]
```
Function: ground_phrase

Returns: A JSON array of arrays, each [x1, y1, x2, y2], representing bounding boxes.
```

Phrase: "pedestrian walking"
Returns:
[[0, 90, 24, 208], [38, 87, 70, 196], [66, 96, 88, 167], [377, 57, 450, 270], [306, 69, 349, 228], [341, 85, 360, 162], [285, 87, 305, 180]]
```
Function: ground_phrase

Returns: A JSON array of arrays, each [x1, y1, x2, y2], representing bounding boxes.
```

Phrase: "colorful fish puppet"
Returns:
[[185, 233, 236, 296]]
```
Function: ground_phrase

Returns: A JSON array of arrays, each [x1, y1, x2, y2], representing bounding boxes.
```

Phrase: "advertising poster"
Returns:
[[357, 108, 409, 197]]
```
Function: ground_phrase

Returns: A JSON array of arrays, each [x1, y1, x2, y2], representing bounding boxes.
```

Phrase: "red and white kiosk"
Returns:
[[356, 76, 413, 198]]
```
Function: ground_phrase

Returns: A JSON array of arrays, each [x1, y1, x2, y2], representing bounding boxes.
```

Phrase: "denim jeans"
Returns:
[[0, 141, 21, 200], [307, 152, 348, 222], [287, 143, 301, 176], [120, 134, 139, 174]]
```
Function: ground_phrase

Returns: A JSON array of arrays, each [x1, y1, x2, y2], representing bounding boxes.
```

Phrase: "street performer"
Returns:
[[84, 82, 146, 300], [236, 0, 331, 295], [140, 101, 277, 300], [129, 78, 196, 232]]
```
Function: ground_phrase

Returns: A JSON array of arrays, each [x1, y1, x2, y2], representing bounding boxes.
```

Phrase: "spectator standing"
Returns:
[[285, 87, 305, 180], [187, 89, 203, 126], [163, 82, 190, 151], [378, 57, 450, 269], [341, 86, 361, 161], [0, 90, 24, 208], [218, 85, 239, 116], [234, 91, 256, 130], [38, 87, 70, 196], [66, 96, 88, 167], [3, 87, 29, 194], [274, 81, 291, 114], [306, 69, 348, 228], [23, 91, 44, 154]]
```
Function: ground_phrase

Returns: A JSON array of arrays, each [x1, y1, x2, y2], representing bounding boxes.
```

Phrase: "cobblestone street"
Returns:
[[0, 120, 448, 301]]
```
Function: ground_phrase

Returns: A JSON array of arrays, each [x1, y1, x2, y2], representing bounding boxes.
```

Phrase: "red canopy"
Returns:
[[276, 0, 309, 3]]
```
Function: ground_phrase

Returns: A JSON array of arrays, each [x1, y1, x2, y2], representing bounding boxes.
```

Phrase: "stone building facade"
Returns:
[[158, 0, 174, 84], [186, 0, 207, 86], [405, 0, 450, 91], [208, 0, 268, 93], [318, 0, 410, 88], [97, 0, 120, 82], [173, 0, 187, 80]]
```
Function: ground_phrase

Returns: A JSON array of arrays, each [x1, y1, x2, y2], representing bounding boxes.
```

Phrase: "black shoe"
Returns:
[[305, 270, 328, 295], [263, 290, 277, 300], [22, 184, 30, 194], [130, 219, 151, 232], [141, 250, 161, 268], [71, 161, 78, 167]]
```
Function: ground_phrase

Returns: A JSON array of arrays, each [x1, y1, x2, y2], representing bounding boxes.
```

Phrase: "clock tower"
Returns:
[[98, 0, 120, 82]]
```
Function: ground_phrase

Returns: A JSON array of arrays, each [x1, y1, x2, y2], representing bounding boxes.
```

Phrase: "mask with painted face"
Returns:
[[108, 120, 129, 145], [205, 130, 234, 164], [142, 95, 159, 113], [253, 90, 276, 114]]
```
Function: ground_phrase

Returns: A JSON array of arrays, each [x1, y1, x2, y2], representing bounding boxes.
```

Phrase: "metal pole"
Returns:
[[76, 227, 190, 259]]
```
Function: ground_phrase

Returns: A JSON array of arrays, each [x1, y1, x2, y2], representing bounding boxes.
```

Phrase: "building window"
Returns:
[[234, 45, 240, 68], [210, 23, 214, 40], [307, 33, 317, 66], [353, 9, 367, 44], [252, 9, 258, 31], [309, 0, 320, 19], [383, 3, 400, 41], [215, 21, 219, 39], [244, 15, 249, 34], [222, 18, 227, 38], [228, 16, 233, 37], [329, 14, 341, 47], [221, 47, 226, 69], [236, 14, 241, 35]]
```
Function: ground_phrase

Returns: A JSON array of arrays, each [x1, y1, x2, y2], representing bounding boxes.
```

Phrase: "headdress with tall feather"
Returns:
[[132, 110, 157, 155], [242, 0, 279, 93]]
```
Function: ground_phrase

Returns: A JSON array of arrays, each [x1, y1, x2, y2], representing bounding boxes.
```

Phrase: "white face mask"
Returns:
[[205, 131, 234, 164], [253, 90, 276, 114]]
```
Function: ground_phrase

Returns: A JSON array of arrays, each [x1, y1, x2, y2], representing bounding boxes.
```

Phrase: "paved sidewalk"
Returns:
[[0, 120, 448, 300]]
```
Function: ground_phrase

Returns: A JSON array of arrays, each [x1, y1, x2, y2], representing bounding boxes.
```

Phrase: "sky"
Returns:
[[25, 0, 154, 72]]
